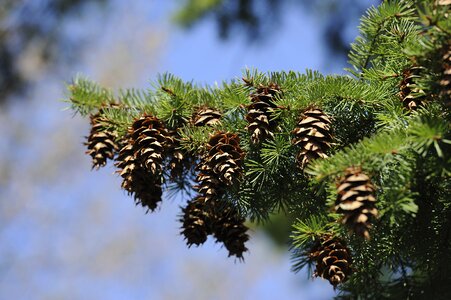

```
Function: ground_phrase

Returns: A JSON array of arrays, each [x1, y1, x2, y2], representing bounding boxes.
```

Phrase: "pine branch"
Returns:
[[66, 75, 114, 116], [347, 1, 417, 77], [64, 0, 451, 296]]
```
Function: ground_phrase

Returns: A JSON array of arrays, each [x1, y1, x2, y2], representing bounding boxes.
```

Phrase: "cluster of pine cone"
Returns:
[[84, 105, 249, 259], [245, 83, 334, 169], [181, 196, 248, 259], [83, 82, 380, 284], [181, 131, 249, 259]]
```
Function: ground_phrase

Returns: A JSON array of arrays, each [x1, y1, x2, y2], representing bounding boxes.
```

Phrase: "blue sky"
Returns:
[[0, 1, 376, 299]]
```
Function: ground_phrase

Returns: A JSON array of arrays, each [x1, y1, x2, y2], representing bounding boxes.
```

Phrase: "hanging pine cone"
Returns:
[[309, 235, 353, 287], [399, 67, 425, 110], [180, 196, 214, 247], [207, 132, 245, 185], [165, 129, 194, 180], [439, 42, 450, 107], [196, 165, 222, 202], [85, 113, 119, 169], [180, 196, 249, 258], [195, 132, 245, 201], [291, 108, 332, 169], [335, 167, 377, 239], [212, 201, 249, 259], [116, 142, 162, 212], [246, 83, 281, 144], [193, 106, 222, 127], [130, 115, 169, 175]]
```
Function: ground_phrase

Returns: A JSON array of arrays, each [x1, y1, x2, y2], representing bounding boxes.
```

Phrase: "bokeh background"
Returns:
[[0, 1, 378, 299]]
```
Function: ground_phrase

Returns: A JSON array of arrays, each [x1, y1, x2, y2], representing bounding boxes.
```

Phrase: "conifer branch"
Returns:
[[65, 0, 451, 297], [66, 76, 114, 116]]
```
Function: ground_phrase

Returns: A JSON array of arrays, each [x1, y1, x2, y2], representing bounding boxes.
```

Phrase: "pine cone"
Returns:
[[399, 67, 425, 110], [130, 115, 169, 175], [193, 106, 222, 127], [196, 167, 222, 202], [180, 196, 249, 258], [212, 202, 249, 259], [195, 132, 245, 201], [180, 197, 214, 247], [190, 132, 248, 258], [207, 132, 245, 185], [246, 83, 281, 144], [309, 235, 353, 287], [85, 114, 119, 169], [166, 129, 193, 180], [439, 42, 450, 106], [335, 167, 377, 239], [116, 142, 162, 212], [292, 108, 332, 169]]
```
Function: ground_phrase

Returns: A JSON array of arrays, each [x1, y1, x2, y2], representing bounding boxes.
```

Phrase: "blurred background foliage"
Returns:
[[174, 0, 381, 59], [0, 0, 109, 103]]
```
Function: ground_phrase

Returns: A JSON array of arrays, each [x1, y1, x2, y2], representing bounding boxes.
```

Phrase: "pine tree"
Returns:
[[67, 1, 451, 298]]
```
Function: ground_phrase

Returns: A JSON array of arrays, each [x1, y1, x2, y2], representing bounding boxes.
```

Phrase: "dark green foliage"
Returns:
[[67, 0, 451, 297]]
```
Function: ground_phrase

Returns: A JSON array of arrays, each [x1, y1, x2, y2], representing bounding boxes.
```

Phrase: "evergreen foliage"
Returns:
[[66, 0, 450, 298]]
